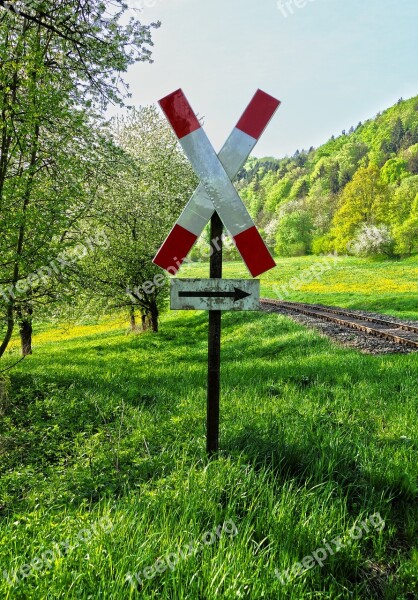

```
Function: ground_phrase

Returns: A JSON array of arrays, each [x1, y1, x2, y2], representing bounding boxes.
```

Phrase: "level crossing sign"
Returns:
[[153, 88, 280, 453], [153, 89, 280, 278]]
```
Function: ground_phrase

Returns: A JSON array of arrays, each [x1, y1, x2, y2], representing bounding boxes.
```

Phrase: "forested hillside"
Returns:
[[236, 96, 418, 258]]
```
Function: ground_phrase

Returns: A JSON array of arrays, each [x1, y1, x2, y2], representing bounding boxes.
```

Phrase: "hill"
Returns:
[[233, 95, 418, 258]]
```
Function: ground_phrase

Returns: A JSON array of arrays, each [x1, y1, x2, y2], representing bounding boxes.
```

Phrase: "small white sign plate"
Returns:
[[171, 279, 260, 311]]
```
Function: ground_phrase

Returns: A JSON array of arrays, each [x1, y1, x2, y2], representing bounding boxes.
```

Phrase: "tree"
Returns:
[[393, 194, 418, 255], [329, 162, 341, 194], [79, 106, 197, 333], [307, 179, 340, 235], [391, 117, 405, 152], [330, 165, 389, 253], [290, 178, 310, 200], [393, 217, 418, 255], [390, 175, 418, 225], [406, 144, 418, 174], [275, 211, 313, 256], [380, 158, 410, 184], [0, 1, 159, 359], [264, 218, 280, 251], [337, 141, 369, 186], [350, 224, 395, 257]]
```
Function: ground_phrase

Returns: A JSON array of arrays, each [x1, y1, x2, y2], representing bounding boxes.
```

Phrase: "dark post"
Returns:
[[207, 211, 223, 455]]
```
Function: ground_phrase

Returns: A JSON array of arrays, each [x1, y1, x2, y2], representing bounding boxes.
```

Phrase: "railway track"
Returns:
[[260, 299, 418, 349]]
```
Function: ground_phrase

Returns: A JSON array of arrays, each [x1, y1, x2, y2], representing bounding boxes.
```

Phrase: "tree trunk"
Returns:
[[17, 305, 33, 356], [0, 22, 29, 360], [0, 302, 15, 360], [141, 314, 147, 331], [129, 305, 137, 332], [149, 301, 159, 333], [19, 319, 33, 356]]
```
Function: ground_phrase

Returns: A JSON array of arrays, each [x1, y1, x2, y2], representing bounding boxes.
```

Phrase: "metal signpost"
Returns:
[[153, 89, 281, 454]]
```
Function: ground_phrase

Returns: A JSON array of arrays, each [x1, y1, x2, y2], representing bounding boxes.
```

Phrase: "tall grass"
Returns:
[[0, 308, 416, 598]]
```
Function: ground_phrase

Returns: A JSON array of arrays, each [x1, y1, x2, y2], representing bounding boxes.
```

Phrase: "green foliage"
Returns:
[[394, 216, 418, 255], [311, 234, 335, 255], [393, 194, 418, 255], [380, 158, 410, 184], [390, 175, 418, 224], [406, 143, 418, 174], [0, 375, 11, 416], [330, 165, 389, 254], [289, 177, 310, 200], [275, 211, 313, 256], [239, 95, 418, 258], [264, 178, 292, 213]]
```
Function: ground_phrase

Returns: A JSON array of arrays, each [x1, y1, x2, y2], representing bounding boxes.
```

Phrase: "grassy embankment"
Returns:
[[0, 256, 417, 599]]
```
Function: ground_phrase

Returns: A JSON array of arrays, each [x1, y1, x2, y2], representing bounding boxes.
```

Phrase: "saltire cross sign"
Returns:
[[153, 89, 281, 277], [153, 88, 281, 454]]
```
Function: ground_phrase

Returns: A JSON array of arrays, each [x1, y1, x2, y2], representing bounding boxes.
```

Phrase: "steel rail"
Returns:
[[260, 299, 418, 349]]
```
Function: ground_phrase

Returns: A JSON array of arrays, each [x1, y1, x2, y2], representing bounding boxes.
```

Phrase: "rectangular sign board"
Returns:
[[171, 279, 260, 311]]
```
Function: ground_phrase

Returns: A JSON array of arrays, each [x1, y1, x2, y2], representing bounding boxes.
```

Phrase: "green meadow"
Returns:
[[182, 255, 418, 320], [1, 257, 417, 598]]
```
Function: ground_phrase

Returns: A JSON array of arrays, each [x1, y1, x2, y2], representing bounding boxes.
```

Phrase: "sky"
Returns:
[[118, 0, 418, 158]]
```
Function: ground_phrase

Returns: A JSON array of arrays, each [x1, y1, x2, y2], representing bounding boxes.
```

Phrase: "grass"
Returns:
[[0, 304, 417, 598], [181, 255, 418, 320]]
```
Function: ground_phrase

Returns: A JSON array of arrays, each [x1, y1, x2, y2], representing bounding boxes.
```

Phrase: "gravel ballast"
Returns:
[[260, 302, 418, 355]]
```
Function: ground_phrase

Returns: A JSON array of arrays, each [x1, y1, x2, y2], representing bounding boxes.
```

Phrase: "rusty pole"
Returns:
[[207, 211, 223, 455]]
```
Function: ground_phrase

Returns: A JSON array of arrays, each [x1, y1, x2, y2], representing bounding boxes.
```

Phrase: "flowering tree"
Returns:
[[350, 224, 395, 257], [0, 1, 159, 358]]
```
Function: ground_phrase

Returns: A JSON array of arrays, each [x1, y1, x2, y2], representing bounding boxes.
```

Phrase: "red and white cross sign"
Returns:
[[153, 89, 281, 278]]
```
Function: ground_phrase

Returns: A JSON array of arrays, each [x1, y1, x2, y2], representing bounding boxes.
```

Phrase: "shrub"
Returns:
[[312, 234, 335, 255]]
